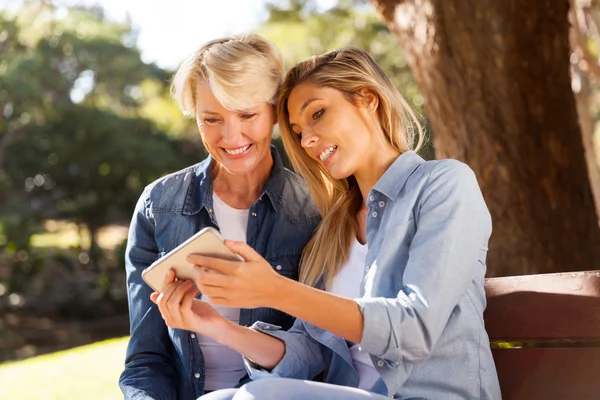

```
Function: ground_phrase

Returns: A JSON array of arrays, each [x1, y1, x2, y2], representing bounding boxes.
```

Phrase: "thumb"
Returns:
[[150, 291, 159, 304], [225, 240, 262, 262]]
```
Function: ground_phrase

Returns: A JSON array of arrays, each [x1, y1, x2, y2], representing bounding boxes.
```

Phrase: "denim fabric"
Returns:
[[119, 146, 320, 400], [245, 151, 501, 399]]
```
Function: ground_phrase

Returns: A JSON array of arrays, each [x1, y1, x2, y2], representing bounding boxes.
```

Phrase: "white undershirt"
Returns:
[[195, 193, 249, 390], [327, 239, 381, 391]]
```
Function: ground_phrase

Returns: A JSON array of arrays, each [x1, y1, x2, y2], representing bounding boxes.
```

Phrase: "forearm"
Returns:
[[268, 276, 364, 343], [214, 319, 286, 369]]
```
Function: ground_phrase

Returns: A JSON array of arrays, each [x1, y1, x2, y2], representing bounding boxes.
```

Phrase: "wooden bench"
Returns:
[[484, 270, 600, 400]]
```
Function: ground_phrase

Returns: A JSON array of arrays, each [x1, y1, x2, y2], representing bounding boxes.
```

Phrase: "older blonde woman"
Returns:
[[118, 34, 319, 400]]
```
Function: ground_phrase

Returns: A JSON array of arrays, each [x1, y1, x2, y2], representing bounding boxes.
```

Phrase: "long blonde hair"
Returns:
[[278, 47, 424, 287]]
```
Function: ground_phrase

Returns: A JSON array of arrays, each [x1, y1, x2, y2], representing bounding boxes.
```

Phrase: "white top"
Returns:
[[327, 239, 381, 391], [195, 193, 249, 390]]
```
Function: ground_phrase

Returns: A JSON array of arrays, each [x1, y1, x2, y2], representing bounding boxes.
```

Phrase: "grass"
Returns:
[[0, 336, 129, 400], [30, 220, 128, 250]]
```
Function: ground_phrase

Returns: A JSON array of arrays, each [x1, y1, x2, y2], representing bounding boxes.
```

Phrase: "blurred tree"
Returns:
[[369, 0, 600, 276], [257, 0, 433, 158], [0, 3, 203, 275]]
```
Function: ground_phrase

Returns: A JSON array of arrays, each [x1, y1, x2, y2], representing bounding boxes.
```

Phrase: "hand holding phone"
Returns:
[[142, 227, 243, 292]]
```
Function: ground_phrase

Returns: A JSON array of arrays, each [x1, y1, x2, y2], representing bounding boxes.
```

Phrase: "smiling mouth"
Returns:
[[319, 145, 337, 162], [223, 144, 252, 156]]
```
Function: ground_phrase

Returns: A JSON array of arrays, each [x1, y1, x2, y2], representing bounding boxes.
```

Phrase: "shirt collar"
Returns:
[[182, 144, 286, 215], [370, 150, 425, 203]]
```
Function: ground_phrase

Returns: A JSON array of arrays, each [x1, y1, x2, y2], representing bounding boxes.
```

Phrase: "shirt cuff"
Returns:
[[243, 321, 304, 380], [355, 297, 396, 357]]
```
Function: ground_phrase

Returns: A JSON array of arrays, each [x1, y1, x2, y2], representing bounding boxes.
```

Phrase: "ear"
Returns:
[[359, 88, 379, 112], [271, 104, 278, 125]]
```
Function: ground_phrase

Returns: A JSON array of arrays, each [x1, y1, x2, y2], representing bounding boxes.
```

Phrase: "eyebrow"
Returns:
[[289, 98, 322, 131], [199, 110, 221, 116], [300, 98, 321, 113]]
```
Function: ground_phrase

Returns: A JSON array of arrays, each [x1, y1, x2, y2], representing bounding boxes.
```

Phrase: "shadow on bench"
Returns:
[[484, 270, 600, 400]]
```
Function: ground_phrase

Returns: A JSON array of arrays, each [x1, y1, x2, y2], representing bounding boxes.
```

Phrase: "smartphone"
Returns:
[[141, 227, 244, 292]]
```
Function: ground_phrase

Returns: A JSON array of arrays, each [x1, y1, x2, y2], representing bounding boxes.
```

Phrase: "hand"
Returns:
[[150, 269, 228, 337], [188, 241, 284, 308]]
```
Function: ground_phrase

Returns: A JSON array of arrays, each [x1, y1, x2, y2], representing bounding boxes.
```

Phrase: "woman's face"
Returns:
[[195, 82, 275, 175], [287, 83, 379, 180]]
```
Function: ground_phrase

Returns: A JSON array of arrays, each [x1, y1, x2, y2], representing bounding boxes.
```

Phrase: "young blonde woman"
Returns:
[[118, 35, 320, 400], [158, 47, 501, 399]]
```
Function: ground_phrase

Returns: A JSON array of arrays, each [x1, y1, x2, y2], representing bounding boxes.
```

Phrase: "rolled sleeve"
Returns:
[[358, 161, 491, 363], [244, 320, 330, 381]]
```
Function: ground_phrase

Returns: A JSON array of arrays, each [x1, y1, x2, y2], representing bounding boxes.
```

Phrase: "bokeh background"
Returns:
[[1, 0, 600, 398]]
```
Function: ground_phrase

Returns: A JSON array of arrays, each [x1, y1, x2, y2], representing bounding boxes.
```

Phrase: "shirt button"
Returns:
[[369, 195, 374, 201], [263, 325, 271, 330], [276, 265, 282, 271], [379, 201, 385, 208], [377, 360, 385, 367], [251, 212, 257, 217], [190, 333, 196, 339], [372, 211, 378, 218], [194, 372, 201, 378]]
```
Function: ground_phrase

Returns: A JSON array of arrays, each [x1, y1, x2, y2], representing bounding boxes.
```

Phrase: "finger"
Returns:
[[181, 285, 197, 314], [192, 266, 230, 288], [209, 296, 231, 307], [150, 292, 160, 304], [224, 240, 262, 262], [161, 268, 177, 292], [168, 280, 193, 324], [198, 284, 229, 300], [156, 279, 180, 323], [187, 255, 239, 275]]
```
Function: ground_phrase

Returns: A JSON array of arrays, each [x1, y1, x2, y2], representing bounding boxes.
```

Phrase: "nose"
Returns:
[[222, 118, 243, 142], [300, 128, 319, 149]]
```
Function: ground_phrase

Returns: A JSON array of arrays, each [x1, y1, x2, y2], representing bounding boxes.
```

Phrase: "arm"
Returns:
[[193, 161, 490, 363], [152, 272, 330, 378], [119, 190, 179, 400], [355, 161, 491, 362]]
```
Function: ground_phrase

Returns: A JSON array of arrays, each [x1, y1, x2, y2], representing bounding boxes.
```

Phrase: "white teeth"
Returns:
[[224, 144, 251, 155], [319, 146, 337, 161]]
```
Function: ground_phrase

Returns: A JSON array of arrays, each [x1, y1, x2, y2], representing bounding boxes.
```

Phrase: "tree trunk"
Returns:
[[369, 0, 600, 276]]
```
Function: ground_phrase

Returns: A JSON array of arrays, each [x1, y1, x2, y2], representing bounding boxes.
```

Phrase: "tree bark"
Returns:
[[370, 0, 600, 276]]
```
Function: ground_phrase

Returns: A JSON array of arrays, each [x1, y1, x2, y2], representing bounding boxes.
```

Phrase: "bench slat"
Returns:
[[492, 347, 600, 400], [484, 270, 600, 340]]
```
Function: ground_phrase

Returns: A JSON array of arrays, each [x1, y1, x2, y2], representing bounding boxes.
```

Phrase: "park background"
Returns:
[[1, 0, 600, 398]]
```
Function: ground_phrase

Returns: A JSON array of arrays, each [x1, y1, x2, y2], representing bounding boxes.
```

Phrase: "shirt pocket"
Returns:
[[267, 252, 301, 281], [264, 252, 301, 328]]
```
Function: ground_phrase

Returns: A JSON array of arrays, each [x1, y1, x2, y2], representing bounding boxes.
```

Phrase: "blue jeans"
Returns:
[[198, 378, 390, 400]]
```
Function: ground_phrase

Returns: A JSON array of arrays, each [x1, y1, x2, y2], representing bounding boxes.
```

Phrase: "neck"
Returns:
[[212, 154, 274, 207], [354, 142, 400, 206]]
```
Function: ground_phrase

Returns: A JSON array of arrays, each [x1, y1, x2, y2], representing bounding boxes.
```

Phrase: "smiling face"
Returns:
[[287, 83, 381, 180], [195, 82, 275, 175]]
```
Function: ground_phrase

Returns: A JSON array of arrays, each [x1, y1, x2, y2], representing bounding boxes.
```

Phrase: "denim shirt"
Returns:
[[119, 145, 320, 400], [247, 151, 502, 399]]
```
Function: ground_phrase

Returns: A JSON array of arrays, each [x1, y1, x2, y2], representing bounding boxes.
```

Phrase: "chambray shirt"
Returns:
[[247, 151, 502, 399], [119, 146, 320, 400]]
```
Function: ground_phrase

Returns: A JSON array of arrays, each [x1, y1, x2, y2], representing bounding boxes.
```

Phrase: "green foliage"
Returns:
[[258, 0, 423, 111], [0, 2, 203, 299], [256, 0, 432, 158]]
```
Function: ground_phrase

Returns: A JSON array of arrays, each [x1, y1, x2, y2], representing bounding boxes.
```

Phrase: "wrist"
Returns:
[[212, 318, 240, 346], [264, 272, 293, 310]]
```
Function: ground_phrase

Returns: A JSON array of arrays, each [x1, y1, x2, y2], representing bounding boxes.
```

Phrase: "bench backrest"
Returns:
[[484, 270, 600, 400]]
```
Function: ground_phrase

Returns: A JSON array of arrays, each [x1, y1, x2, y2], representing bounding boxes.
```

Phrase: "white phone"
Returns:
[[141, 227, 244, 292]]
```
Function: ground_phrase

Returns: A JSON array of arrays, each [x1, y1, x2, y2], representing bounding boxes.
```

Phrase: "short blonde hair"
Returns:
[[171, 34, 284, 116]]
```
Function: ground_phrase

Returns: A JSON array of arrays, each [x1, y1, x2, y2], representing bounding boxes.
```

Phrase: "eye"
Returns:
[[203, 117, 220, 125], [312, 108, 324, 121], [240, 113, 257, 120]]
